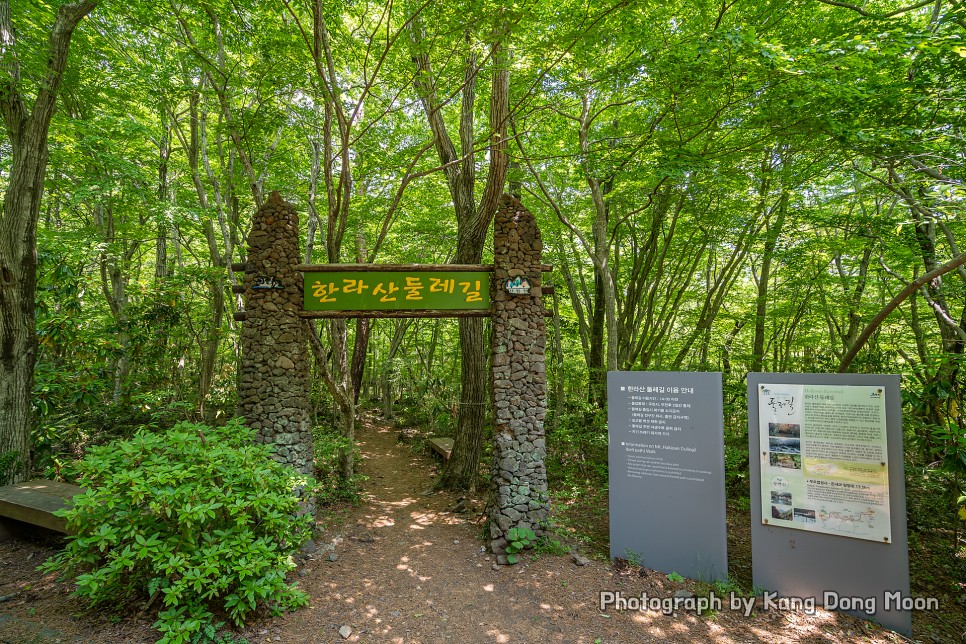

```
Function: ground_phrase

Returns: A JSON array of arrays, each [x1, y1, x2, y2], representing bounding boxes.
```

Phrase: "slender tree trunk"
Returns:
[[172, 86, 227, 418], [0, 0, 98, 484], [380, 319, 411, 419], [587, 271, 606, 406], [327, 318, 355, 479], [671, 223, 756, 369], [350, 232, 370, 404], [721, 320, 745, 379], [551, 283, 565, 431], [841, 244, 873, 352], [93, 203, 134, 404], [155, 108, 171, 283], [751, 187, 787, 373], [578, 90, 617, 400], [412, 22, 509, 490]]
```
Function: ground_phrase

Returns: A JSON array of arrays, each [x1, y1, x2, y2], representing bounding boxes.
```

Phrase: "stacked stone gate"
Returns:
[[236, 193, 314, 512], [489, 195, 549, 559], [236, 192, 550, 557]]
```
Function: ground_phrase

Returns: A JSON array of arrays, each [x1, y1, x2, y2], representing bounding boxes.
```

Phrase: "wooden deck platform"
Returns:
[[0, 479, 84, 536], [426, 437, 454, 461]]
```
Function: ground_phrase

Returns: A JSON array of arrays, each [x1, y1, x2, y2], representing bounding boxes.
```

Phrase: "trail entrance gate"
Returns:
[[235, 192, 550, 559]]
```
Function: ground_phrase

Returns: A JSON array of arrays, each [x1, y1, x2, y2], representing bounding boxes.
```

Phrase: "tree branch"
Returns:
[[817, 0, 935, 19], [839, 251, 966, 372]]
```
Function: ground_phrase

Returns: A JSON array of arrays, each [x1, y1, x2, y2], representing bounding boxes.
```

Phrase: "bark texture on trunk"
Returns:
[[0, 0, 98, 484], [412, 23, 509, 490]]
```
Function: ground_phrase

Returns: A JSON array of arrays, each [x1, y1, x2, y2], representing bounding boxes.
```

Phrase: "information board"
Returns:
[[303, 271, 491, 311], [757, 383, 890, 542], [608, 371, 727, 583], [748, 372, 910, 637]]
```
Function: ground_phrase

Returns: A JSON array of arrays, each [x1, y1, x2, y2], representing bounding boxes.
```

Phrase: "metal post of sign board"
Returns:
[[748, 372, 910, 636]]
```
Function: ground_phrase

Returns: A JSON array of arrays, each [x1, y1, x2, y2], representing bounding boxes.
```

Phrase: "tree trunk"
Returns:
[[0, 139, 42, 485], [155, 108, 171, 283], [551, 281, 565, 431], [0, 0, 98, 484], [327, 318, 355, 480], [412, 22, 509, 490], [751, 186, 787, 373], [444, 317, 488, 490], [577, 89, 617, 401], [93, 203, 135, 404], [380, 319, 411, 419], [587, 271, 606, 406], [171, 85, 227, 418], [350, 232, 370, 404]]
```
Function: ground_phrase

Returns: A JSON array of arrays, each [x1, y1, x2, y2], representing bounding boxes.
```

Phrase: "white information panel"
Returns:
[[757, 383, 891, 543]]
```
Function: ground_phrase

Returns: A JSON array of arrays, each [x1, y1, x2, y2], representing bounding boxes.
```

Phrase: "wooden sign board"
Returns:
[[303, 270, 491, 311]]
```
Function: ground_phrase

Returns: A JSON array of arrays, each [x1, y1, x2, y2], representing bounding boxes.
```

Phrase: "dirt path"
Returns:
[[241, 417, 904, 644], [0, 417, 910, 643]]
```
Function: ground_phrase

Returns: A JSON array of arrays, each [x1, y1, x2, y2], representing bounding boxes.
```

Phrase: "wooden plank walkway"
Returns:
[[426, 437, 454, 461], [0, 479, 84, 535]]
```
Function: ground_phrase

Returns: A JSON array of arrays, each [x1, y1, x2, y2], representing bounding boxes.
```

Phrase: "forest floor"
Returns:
[[0, 414, 960, 643]]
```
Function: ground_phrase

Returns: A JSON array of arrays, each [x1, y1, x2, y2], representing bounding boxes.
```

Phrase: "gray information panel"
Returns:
[[608, 371, 727, 582], [748, 372, 911, 636]]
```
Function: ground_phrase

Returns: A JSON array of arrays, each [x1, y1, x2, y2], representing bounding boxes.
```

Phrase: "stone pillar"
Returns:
[[490, 194, 549, 560], [238, 192, 314, 503]]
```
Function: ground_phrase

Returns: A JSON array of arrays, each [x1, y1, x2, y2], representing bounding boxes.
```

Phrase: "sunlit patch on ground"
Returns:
[[239, 418, 914, 644]]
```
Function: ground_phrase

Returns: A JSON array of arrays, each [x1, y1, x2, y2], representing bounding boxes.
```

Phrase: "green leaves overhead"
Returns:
[[1, 0, 959, 484]]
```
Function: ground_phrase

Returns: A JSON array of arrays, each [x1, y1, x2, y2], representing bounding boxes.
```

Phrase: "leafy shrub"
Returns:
[[0, 450, 22, 487], [546, 403, 608, 486], [505, 526, 537, 564], [43, 419, 313, 643], [312, 424, 364, 505], [723, 441, 749, 498], [533, 534, 570, 556]]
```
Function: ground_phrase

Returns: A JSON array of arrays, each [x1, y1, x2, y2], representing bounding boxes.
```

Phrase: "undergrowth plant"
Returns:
[[505, 526, 537, 564], [42, 419, 313, 644]]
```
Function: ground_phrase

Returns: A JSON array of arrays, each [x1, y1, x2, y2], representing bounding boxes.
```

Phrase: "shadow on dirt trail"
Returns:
[[253, 417, 901, 644], [0, 415, 906, 644]]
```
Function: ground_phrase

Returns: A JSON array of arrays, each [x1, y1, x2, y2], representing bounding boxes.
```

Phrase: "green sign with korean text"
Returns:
[[304, 271, 491, 311]]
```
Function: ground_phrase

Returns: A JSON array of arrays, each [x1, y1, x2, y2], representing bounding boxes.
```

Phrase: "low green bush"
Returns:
[[43, 419, 313, 644], [505, 526, 537, 564]]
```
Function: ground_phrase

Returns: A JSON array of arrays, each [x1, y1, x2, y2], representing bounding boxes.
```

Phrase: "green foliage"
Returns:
[[533, 535, 570, 557], [903, 383, 966, 538], [0, 450, 22, 487], [393, 381, 462, 434], [905, 460, 958, 533], [622, 550, 643, 568], [42, 419, 312, 643], [505, 526, 537, 564], [312, 423, 365, 505], [723, 441, 749, 499], [2, 4, 965, 639], [710, 577, 743, 597], [666, 571, 685, 583], [546, 403, 608, 487]]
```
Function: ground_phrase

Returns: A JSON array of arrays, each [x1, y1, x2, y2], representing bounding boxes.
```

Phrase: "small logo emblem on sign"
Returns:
[[252, 276, 283, 289], [505, 276, 531, 295]]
